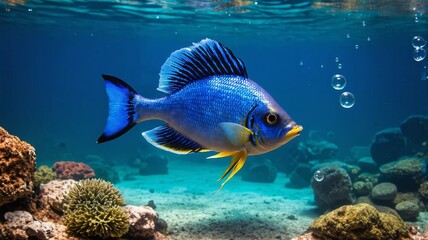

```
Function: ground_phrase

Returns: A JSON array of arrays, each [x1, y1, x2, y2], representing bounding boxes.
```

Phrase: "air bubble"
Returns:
[[335, 57, 339, 62], [355, 44, 359, 50], [331, 74, 347, 90], [413, 48, 426, 62], [346, 33, 350, 38], [313, 170, 325, 182], [362, 21, 366, 27], [412, 36, 426, 49], [340, 92, 355, 108], [338, 63, 342, 69]]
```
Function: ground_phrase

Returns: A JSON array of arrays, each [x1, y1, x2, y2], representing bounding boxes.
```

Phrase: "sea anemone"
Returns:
[[63, 178, 129, 239]]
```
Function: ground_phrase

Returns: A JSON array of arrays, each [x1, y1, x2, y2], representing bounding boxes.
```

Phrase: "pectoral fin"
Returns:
[[218, 122, 252, 147], [216, 150, 248, 192]]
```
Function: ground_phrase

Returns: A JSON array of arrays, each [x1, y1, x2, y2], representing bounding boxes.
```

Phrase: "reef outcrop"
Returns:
[[308, 203, 410, 240], [52, 161, 95, 180], [0, 127, 36, 207], [370, 128, 408, 166], [311, 167, 353, 210]]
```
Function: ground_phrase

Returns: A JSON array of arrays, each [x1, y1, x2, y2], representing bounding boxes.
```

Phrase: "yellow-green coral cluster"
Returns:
[[34, 165, 57, 185], [63, 179, 129, 239]]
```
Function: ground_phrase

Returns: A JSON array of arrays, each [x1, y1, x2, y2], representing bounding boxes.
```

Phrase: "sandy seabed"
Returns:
[[114, 158, 318, 240]]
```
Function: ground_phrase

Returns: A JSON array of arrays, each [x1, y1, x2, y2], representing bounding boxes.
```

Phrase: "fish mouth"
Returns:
[[284, 124, 303, 141]]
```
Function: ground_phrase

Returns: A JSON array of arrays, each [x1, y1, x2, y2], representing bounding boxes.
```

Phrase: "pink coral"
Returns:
[[52, 161, 95, 180], [0, 126, 36, 207]]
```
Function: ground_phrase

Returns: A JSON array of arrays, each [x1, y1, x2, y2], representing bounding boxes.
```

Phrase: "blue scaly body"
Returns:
[[98, 39, 302, 190]]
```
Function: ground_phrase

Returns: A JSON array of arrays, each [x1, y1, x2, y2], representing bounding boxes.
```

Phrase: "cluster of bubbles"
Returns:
[[331, 74, 355, 108], [413, 8, 423, 23], [335, 57, 342, 69], [412, 36, 426, 62]]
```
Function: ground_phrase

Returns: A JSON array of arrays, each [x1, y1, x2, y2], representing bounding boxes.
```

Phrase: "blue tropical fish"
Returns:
[[98, 39, 302, 190]]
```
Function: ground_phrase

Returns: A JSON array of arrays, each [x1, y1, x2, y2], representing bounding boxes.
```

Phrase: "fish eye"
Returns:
[[264, 113, 279, 125]]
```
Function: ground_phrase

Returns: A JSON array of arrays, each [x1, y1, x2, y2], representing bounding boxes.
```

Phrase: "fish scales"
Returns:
[[98, 39, 302, 190], [140, 76, 264, 152]]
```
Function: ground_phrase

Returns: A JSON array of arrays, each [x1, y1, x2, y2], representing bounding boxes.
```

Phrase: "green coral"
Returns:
[[34, 165, 57, 185], [63, 179, 129, 239]]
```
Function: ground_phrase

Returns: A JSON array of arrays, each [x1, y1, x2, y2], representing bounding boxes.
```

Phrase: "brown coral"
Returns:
[[52, 161, 95, 180], [0, 126, 36, 207], [309, 203, 410, 240]]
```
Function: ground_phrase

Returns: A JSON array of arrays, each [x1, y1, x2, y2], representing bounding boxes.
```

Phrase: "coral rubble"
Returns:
[[0, 126, 36, 207]]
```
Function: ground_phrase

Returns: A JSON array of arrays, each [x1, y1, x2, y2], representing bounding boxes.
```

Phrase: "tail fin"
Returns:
[[97, 74, 139, 143]]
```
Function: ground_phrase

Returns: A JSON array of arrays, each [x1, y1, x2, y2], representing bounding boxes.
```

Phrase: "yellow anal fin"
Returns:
[[217, 150, 248, 192], [217, 153, 241, 180], [207, 151, 239, 159]]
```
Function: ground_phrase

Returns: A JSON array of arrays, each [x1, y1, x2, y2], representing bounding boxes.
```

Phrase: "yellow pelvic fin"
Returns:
[[207, 151, 239, 159], [217, 150, 248, 192]]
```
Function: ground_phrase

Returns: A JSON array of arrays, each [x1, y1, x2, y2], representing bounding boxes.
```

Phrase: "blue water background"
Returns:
[[0, 0, 427, 167]]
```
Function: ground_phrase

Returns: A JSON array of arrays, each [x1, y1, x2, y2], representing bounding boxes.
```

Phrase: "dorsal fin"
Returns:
[[158, 39, 248, 94]]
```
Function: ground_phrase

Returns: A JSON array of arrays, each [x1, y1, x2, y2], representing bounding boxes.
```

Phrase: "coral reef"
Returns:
[[37, 179, 76, 220], [241, 158, 277, 183], [370, 128, 408, 165], [311, 160, 361, 180], [308, 203, 410, 240], [34, 165, 57, 185], [63, 179, 129, 239], [296, 140, 338, 161], [52, 161, 95, 180], [311, 167, 353, 210], [0, 126, 36, 207], [352, 181, 373, 196], [1, 210, 77, 240], [379, 157, 426, 190]]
